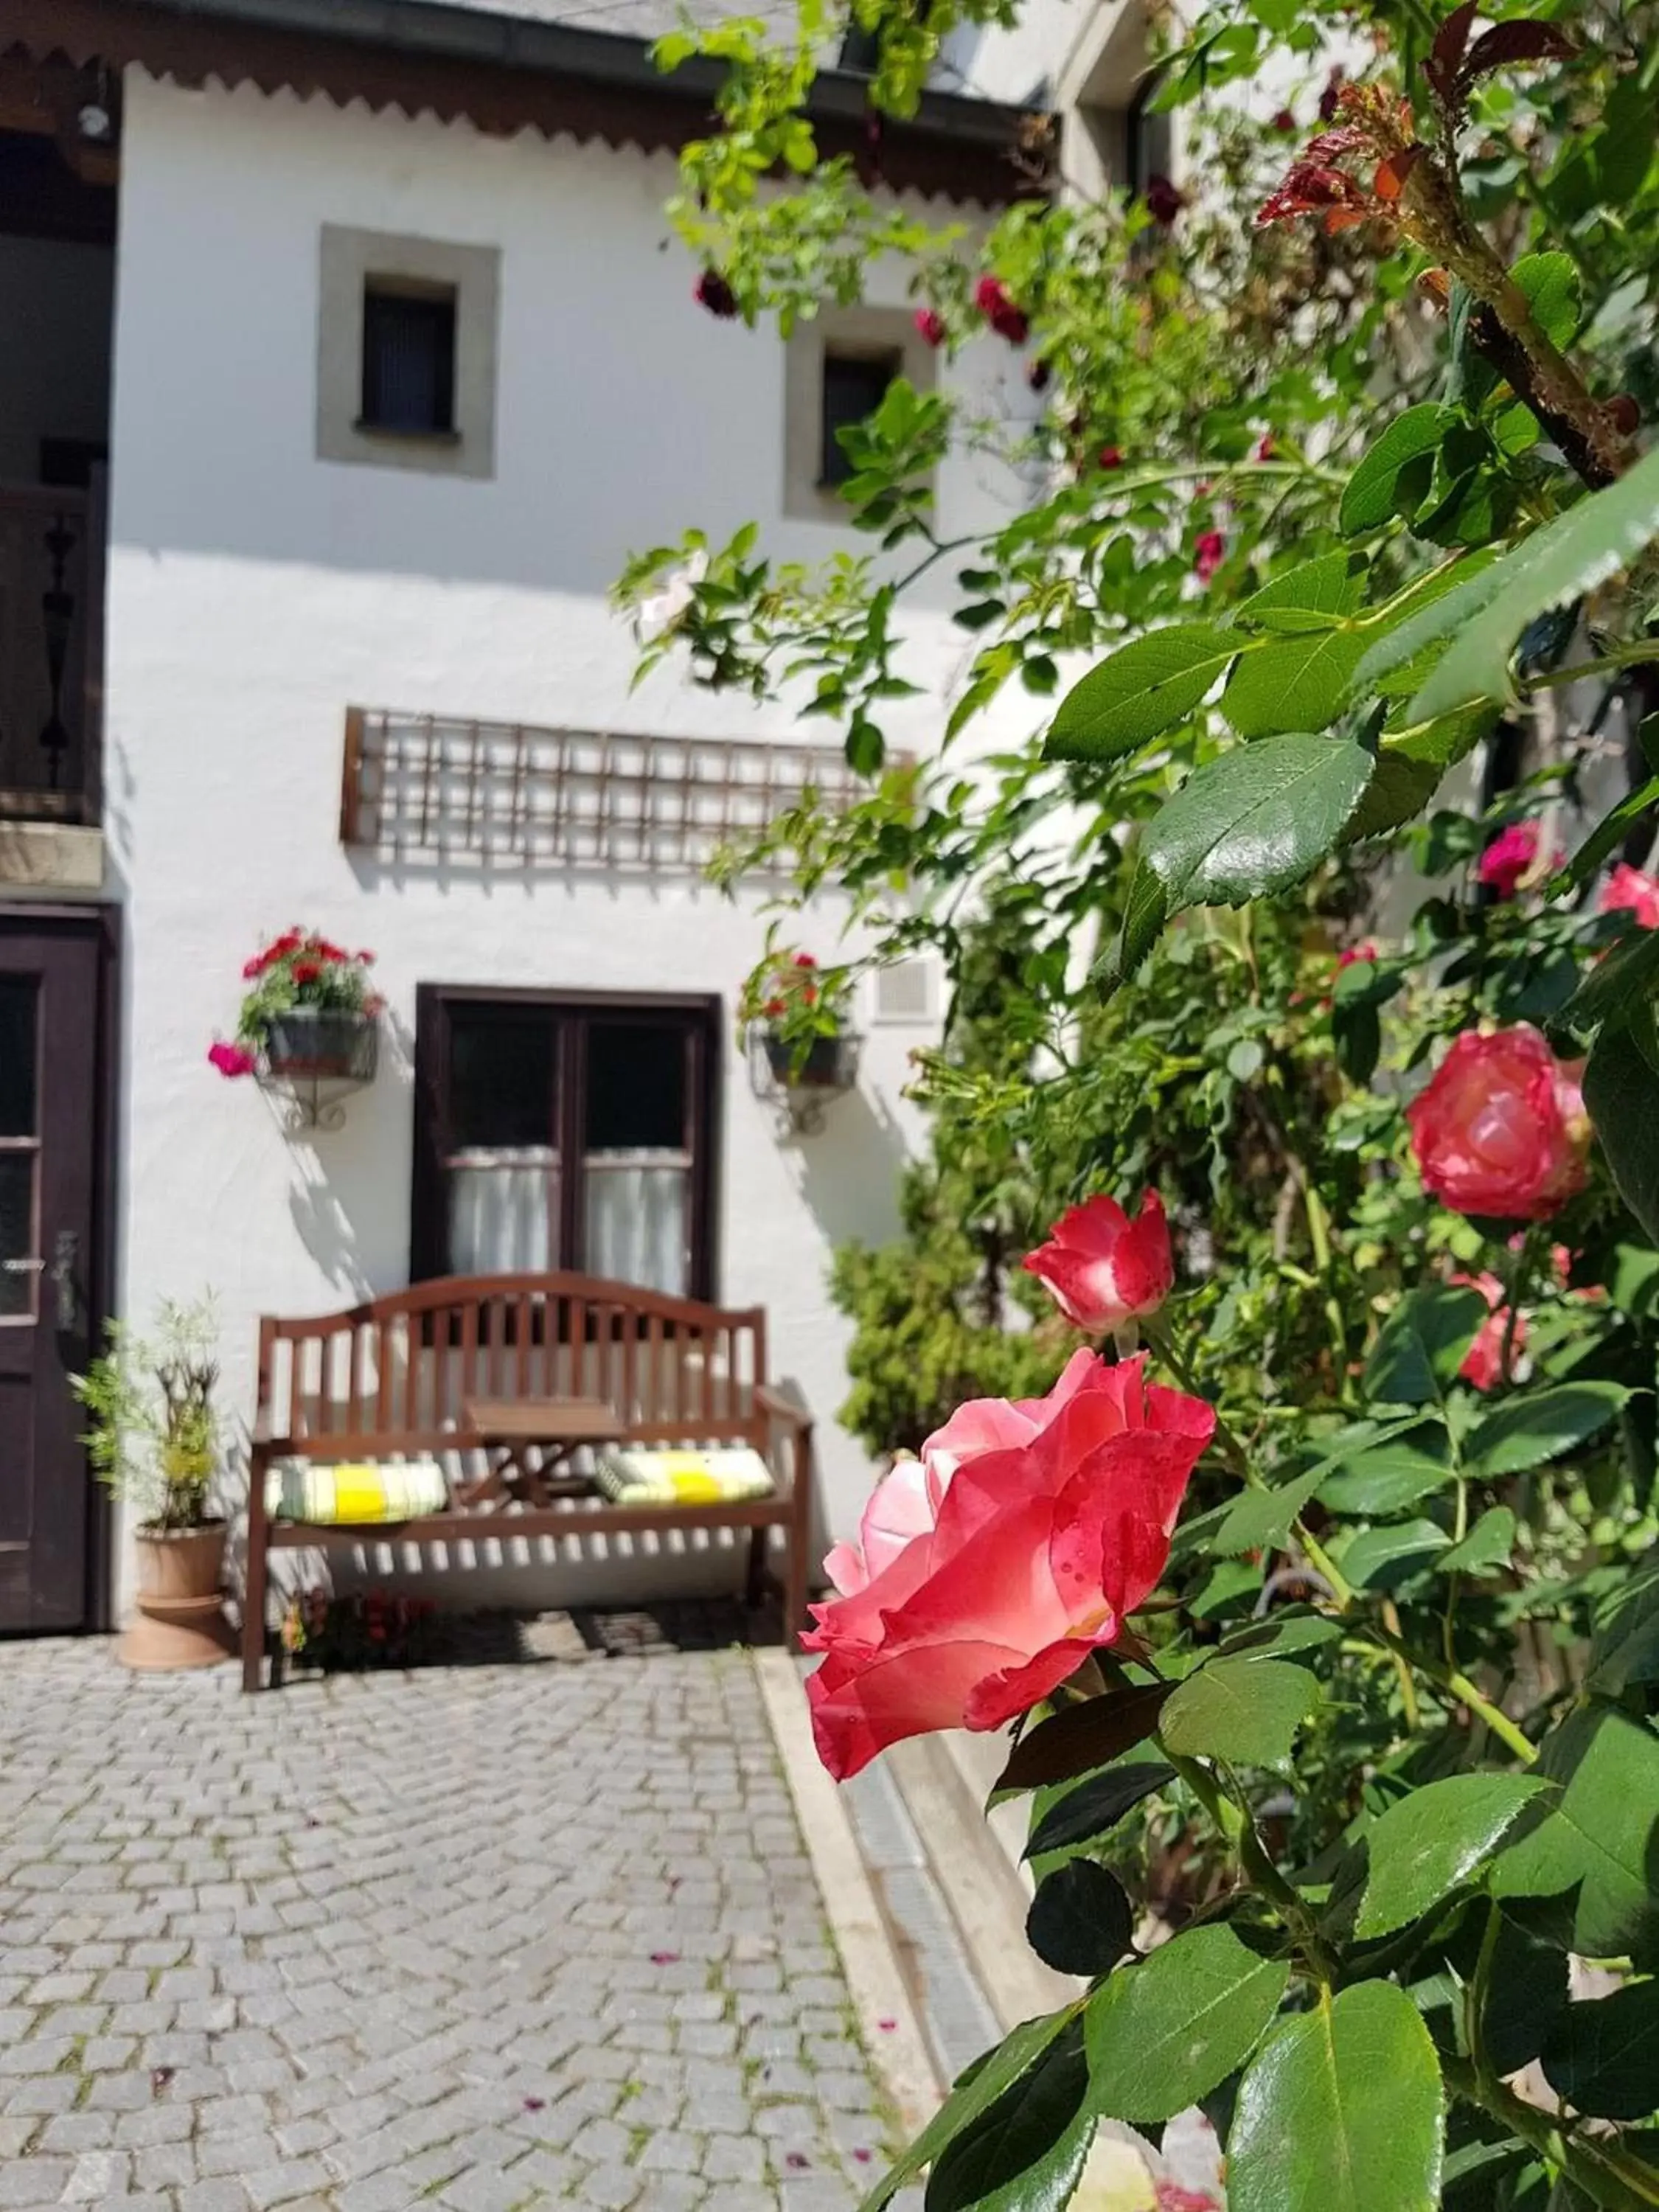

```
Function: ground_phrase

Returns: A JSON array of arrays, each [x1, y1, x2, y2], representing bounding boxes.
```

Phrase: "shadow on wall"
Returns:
[[786, 1080, 911, 1250], [282, 1009, 416, 1304]]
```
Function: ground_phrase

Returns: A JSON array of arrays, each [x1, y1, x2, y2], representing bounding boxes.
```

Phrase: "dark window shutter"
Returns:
[[361, 287, 457, 435]]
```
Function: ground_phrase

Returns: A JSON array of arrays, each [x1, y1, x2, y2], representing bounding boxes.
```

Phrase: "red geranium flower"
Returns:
[[291, 959, 321, 986]]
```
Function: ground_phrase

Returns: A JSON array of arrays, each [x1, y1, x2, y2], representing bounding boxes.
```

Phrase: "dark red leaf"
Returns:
[[1459, 20, 1576, 88], [993, 1682, 1171, 1792], [1426, 0, 1479, 99]]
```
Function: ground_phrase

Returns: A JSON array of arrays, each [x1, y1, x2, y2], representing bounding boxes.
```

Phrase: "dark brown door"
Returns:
[[0, 915, 104, 1630]]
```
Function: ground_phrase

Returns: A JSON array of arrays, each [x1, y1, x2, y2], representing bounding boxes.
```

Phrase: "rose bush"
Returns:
[[630, 0, 1659, 2199]]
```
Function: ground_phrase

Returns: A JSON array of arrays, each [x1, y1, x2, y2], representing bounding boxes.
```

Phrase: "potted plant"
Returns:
[[742, 948, 858, 1088], [72, 1297, 235, 1670], [209, 928, 382, 1082]]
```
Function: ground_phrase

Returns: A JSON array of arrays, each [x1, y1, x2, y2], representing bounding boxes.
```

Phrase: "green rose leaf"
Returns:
[[1161, 1657, 1318, 1767], [1023, 1764, 1174, 1861], [1340, 405, 1458, 535], [1585, 1022, 1659, 1245], [1541, 1983, 1659, 2121], [1364, 1286, 1489, 1407], [1436, 1505, 1517, 1577], [1339, 1519, 1449, 1590], [1217, 1610, 1344, 1663], [1026, 1861, 1135, 1978], [1318, 1429, 1450, 1517], [1467, 1382, 1630, 1478], [1221, 628, 1371, 740], [1213, 1466, 1328, 1554], [995, 1685, 1172, 1794], [855, 2007, 1081, 2212], [1481, 1910, 1571, 2076], [1110, 734, 1374, 982], [1045, 625, 1239, 764], [1227, 1981, 1444, 2212], [1235, 550, 1368, 628], [925, 2019, 1098, 2212], [1510, 250, 1584, 353], [1587, 1565, 1659, 1695], [1492, 1700, 1659, 1965], [1084, 1923, 1288, 2123], [1355, 1772, 1553, 1938], [1407, 442, 1659, 722]]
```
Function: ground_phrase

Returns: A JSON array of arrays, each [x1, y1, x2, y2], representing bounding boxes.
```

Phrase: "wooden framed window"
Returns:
[[411, 988, 720, 1300]]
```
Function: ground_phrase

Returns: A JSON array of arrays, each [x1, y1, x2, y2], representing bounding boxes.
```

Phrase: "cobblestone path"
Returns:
[[0, 1633, 898, 2211]]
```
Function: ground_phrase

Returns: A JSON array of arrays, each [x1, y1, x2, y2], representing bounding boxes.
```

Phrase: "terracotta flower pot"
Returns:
[[121, 1521, 235, 1672]]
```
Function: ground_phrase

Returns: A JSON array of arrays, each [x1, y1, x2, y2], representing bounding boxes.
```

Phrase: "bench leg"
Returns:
[[241, 1452, 270, 1694], [745, 1526, 770, 1611]]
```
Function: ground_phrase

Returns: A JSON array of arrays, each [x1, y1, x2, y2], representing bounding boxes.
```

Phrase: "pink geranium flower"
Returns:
[[1407, 1025, 1589, 1222], [914, 307, 947, 347], [208, 1041, 256, 1079], [1601, 861, 1659, 931], [1022, 1191, 1175, 1336], [804, 1355, 1214, 1778]]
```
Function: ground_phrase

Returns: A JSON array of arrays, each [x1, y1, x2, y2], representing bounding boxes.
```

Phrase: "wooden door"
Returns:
[[0, 914, 106, 1630]]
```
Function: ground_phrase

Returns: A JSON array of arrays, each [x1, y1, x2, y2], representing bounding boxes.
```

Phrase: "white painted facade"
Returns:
[[100, 66, 1051, 1615]]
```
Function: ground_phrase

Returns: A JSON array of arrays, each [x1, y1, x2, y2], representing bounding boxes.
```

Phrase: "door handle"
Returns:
[[51, 1230, 81, 1333]]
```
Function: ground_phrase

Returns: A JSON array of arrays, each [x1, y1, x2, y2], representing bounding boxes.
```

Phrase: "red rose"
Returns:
[[1601, 862, 1659, 931], [1476, 821, 1541, 899], [1407, 1025, 1590, 1222], [695, 270, 739, 320], [1194, 529, 1226, 583], [1451, 1272, 1523, 1392], [1022, 1191, 1174, 1336], [1098, 445, 1125, 470], [974, 275, 1029, 347], [1144, 174, 1184, 226], [1272, 108, 1298, 132], [804, 1354, 1213, 1778], [914, 307, 947, 348]]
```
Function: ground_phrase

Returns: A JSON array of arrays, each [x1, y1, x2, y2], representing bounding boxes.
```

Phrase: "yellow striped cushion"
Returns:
[[267, 1460, 448, 1524], [594, 1447, 774, 1507]]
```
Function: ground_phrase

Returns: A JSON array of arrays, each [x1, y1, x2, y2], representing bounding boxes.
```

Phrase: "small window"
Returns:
[[821, 349, 900, 487], [360, 282, 457, 437]]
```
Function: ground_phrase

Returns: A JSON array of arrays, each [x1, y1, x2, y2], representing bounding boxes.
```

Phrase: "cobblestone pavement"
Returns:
[[0, 1627, 903, 2212]]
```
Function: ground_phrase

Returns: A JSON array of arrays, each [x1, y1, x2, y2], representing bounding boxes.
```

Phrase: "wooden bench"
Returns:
[[241, 1272, 815, 1690]]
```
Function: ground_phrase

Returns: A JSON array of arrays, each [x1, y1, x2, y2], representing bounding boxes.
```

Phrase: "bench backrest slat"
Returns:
[[256, 1273, 770, 1451]]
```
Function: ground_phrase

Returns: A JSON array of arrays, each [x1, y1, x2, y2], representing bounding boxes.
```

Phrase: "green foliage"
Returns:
[[72, 1296, 220, 1532], [629, 0, 1659, 2199]]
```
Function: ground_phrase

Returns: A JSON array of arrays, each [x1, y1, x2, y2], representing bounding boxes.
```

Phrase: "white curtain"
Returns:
[[447, 1152, 557, 1274], [584, 1155, 689, 1295]]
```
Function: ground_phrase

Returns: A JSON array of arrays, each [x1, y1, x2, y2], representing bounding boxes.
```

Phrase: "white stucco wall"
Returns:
[[104, 70, 1042, 1616]]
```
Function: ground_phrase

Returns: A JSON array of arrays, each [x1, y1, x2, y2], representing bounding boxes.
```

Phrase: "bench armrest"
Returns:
[[754, 1384, 813, 1435]]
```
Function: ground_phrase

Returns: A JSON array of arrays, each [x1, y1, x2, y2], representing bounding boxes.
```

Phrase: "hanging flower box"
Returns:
[[263, 1006, 379, 1082], [762, 1031, 858, 1089]]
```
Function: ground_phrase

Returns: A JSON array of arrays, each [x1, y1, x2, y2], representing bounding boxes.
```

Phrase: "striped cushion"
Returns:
[[267, 1459, 448, 1525], [594, 1447, 774, 1508]]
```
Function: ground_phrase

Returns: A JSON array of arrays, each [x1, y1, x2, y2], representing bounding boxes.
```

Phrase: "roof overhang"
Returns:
[[1, 0, 1049, 204]]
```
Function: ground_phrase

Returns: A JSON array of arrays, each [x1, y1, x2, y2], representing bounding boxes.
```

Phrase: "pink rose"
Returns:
[[914, 307, 947, 348], [1601, 861, 1659, 931], [1022, 1191, 1174, 1335], [208, 1041, 256, 1079], [1451, 1271, 1523, 1392], [824, 1349, 1109, 1598], [804, 1356, 1214, 1778], [1407, 1025, 1589, 1222], [1477, 820, 1541, 897], [1156, 2191, 1222, 2212]]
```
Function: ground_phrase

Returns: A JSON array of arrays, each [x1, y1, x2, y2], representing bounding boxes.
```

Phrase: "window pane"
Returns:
[[585, 1024, 687, 1153], [448, 1011, 556, 1150], [0, 1155, 35, 1318], [0, 980, 37, 1138], [361, 288, 457, 434], [585, 1164, 689, 1297], [448, 1157, 559, 1276], [821, 351, 898, 486]]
